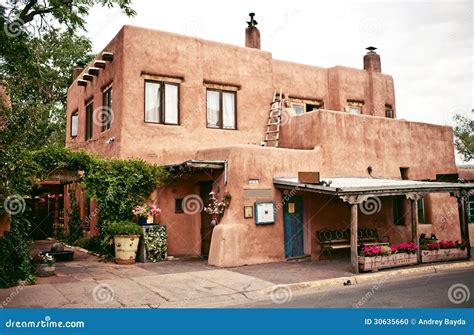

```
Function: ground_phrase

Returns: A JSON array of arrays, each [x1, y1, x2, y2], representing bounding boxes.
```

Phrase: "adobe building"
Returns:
[[64, 16, 473, 273]]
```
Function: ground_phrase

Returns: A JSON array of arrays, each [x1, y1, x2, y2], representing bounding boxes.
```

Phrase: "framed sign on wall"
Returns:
[[254, 201, 275, 225], [244, 206, 253, 219]]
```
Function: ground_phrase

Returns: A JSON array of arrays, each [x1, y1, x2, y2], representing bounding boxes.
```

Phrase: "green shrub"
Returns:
[[0, 214, 35, 288]]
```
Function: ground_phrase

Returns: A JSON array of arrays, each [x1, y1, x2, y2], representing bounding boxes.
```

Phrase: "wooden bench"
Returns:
[[317, 228, 382, 260]]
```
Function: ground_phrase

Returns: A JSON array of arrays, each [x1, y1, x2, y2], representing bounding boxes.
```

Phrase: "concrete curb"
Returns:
[[281, 260, 474, 293]]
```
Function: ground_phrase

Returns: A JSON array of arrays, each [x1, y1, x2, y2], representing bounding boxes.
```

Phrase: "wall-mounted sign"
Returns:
[[254, 201, 275, 225], [288, 202, 295, 214], [244, 206, 253, 219]]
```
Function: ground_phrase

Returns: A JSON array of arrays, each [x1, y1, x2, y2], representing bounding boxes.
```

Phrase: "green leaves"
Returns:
[[453, 113, 474, 162]]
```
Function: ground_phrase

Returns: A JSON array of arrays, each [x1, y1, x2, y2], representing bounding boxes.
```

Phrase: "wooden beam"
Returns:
[[350, 203, 359, 274], [102, 52, 114, 62], [88, 67, 100, 76], [77, 79, 87, 87], [411, 199, 421, 263], [457, 195, 472, 258], [94, 60, 106, 69], [83, 74, 93, 81]]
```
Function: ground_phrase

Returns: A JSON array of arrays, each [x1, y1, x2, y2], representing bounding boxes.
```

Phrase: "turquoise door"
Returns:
[[283, 196, 304, 258]]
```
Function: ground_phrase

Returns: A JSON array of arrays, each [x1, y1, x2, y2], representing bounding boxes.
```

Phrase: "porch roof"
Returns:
[[273, 176, 474, 197], [165, 160, 226, 171]]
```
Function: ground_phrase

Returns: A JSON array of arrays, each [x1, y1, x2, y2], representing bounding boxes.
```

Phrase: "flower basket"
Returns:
[[421, 248, 468, 263], [359, 253, 418, 272]]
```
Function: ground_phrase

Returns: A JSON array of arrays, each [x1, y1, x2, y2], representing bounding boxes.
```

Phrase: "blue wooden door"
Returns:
[[284, 196, 304, 258]]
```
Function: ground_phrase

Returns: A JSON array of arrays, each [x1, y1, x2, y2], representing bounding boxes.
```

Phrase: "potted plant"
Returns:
[[102, 220, 143, 264], [33, 253, 55, 277], [133, 204, 162, 225], [421, 239, 468, 263], [203, 192, 226, 226], [358, 242, 418, 272]]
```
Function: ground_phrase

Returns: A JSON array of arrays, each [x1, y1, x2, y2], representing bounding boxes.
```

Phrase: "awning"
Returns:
[[273, 176, 474, 198], [165, 160, 228, 184]]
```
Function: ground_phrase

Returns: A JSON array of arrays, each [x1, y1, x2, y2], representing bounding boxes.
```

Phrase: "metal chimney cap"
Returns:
[[366, 46, 377, 52], [247, 12, 258, 27]]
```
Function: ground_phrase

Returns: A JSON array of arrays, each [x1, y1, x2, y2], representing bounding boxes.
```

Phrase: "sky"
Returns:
[[85, 0, 473, 127]]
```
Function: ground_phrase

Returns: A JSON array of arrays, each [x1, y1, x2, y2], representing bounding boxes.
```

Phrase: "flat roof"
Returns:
[[273, 177, 474, 196]]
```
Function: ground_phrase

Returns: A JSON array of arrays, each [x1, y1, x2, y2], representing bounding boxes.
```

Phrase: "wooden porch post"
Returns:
[[410, 197, 420, 263], [457, 194, 471, 259], [350, 203, 359, 274]]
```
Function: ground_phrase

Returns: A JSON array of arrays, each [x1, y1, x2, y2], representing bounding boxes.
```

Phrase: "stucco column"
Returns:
[[350, 203, 359, 274]]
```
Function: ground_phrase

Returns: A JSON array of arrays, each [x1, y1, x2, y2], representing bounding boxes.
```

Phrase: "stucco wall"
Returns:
[[279, 110, 457, 180]]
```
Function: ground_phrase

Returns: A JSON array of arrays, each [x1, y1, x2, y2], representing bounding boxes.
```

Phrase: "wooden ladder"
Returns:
[[264, 89, 284, 147]]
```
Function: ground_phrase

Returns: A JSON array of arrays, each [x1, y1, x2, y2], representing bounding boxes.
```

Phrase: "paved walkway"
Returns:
[[0, 241, 472, 308]]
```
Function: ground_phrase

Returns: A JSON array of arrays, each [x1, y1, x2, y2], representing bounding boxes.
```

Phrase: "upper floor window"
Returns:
[[287, 98, 323, 115], [346, 100, 364, 114], [206, 89, 236, 129], [85, 101, 93, 140], [385, 104, 394, 118], [418, 198, 426, 224], [392, 195, 405, 226], [71, 112, 78, 137], [102, 86, 112, 131], [145, 80, 179, 125]]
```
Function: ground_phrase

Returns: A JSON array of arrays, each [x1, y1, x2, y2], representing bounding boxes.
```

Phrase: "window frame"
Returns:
[[70, 111, 79, 138], [385, 104, 394, 118], [392, 195, 406, 226], [206, 88, 237, 130], [287, 97, 323, 114], [346, 100, 364, 114], [175, 198, 184, 213], [144, 80, 180, 125], [85, 100, 94, 141], [468, 196, 474, 224], [102, 85, 113, 132], [417, 198, 426, 224]]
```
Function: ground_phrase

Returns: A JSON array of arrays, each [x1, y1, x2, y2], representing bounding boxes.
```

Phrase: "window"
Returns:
[[385, 105, 394, 118], [175, 198, 184, 213], [418, 198, 426, 224], [400, 167, 409, 180], [346, 100, 364, 114], [70, 112, 78, 137], [102, 86, 112, 131], [85, 101, 93, 140], [206, 89, 236, 129], [288, 98, 323, 115], [392, 196, 405, 225], [468, 196, 474, 224], [144, 81, 179, 125]]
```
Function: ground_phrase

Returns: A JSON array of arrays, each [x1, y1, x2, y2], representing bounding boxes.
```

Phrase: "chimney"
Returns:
[[245, 13, 260, 49], [72, 67, 84, 81], [363, 46, 381, 72]]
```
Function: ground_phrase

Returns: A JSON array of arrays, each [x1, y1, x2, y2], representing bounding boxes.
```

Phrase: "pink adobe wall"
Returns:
[[279, 110, 457, 180], [458, 168, 474, 182]]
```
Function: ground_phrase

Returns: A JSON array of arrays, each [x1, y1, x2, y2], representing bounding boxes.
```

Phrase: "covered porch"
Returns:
[[274, 177, 473, 274]]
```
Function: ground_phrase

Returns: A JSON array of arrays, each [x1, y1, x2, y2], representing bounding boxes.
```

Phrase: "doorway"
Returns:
[[199, 181, 214, 258], [283, 196, 304, 258]]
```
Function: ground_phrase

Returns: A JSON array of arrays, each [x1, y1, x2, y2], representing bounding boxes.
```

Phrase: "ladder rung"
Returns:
[[268, 122, 280, 126], [266, 130, 279, 134]]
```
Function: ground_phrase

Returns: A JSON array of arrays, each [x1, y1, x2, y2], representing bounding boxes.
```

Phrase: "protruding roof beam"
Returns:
[[83, 74, 93, 81], [102, 52, 114, 62], [88, 67, 100, 76], [94, 60, 106, 69], [77, 79, 87, 87]]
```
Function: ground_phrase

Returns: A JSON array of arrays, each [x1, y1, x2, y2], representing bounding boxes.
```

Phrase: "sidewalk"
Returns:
[[1, 241, 473, 308]]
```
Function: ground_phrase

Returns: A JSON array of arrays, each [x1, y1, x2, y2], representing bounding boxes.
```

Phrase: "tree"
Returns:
[[453, 112, 474, 162]]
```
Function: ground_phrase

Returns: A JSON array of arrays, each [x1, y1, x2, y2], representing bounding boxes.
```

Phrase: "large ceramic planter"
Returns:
[[36, 264, 55, 277], [421, 248, 468, 263], [359, 253, 418, 272], [114, 235, 140, 265]]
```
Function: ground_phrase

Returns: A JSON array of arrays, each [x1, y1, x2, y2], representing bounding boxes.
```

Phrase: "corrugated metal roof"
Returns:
[[273, 176, 474, 195]]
